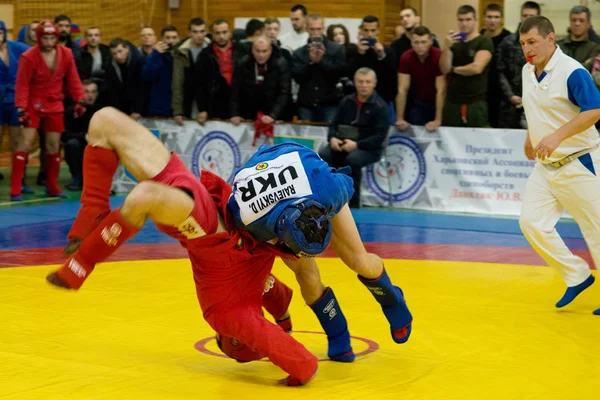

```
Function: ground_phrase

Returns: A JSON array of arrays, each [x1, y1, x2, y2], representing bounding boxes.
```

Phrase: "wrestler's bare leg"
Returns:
[[87, 107, 171, 181], [48, 108, 224, 289], [282, 257, 325, 304], [330, 204, 383, 279]]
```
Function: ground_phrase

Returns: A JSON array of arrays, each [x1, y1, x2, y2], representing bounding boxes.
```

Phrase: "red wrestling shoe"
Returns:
[[279, 366, 318, 387], [46, 255, 94, 290]]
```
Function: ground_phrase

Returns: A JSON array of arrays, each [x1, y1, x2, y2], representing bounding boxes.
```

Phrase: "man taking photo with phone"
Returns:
[[440, 4, 493, 128], [141, 25, 180, 117], [291, 13, 345, 122], [350, 15, 397, 122]]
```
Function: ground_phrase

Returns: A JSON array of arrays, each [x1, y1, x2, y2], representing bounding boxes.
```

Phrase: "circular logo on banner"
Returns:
[[366, 135, 426, 202], [191, 131, 242, 183]]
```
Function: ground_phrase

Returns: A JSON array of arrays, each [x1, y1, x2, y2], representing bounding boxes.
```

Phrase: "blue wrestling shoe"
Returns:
[[21, 184, 34, 194], [382, 286, 413, 344], [593, 308, 600, 315], [556, 274, 595, 308], [10, 195, 22, 202], [309, 287, 355, 362], [359, 269, 413, 344]]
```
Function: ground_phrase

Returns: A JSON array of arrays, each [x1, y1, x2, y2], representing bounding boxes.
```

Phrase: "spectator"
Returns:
[[246, 19, 265, 42], [396, 26, 446, 132], [172, 18, 209, 125], [440, 5, 493, 128], [480, 3, 511, 128], [558, 5, 600, 71], [24, 21, 39, 46], [319, 68, 388, 208], [351, 16, 398, 118], [391, 7, 439, 69], [105, 38, 144, 119], [230, 36, 292, 124], [77, 26, 111, 82], [327, 23, 357, 61], [139, 26, 157, 57], [265, 17, 293, 63], [327, 23, 358, 95], [394, 24, 405, 40], [54, 15, 81, 59], [497, 1, 541, 129], [62, 80, 100, 190], [280, 4, 309, 52], [264, 17, 282, 44], [292, 14, 345, 122], [195, 20, 244, 124], [238, 19, 265, 55], [141, 25, 179, 117]]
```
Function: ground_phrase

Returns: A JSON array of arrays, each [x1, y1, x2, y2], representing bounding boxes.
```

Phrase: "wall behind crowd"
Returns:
[[5, 0, 403, 45]]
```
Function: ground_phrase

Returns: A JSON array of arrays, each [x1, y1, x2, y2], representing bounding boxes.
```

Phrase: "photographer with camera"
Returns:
[[141, 25, 180, 117], [291, 13, 345, 122], [351, 15, 397, 122]]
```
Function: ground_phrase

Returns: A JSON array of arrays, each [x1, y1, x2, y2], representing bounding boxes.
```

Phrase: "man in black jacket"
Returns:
[[62, 80, 100, 190], [319, 68, 388, 208], [230, 36, 292, 123], [77, 27, 111, 82], [195, 20, 244, 124], [292, 13, 345, 123], [351, 15, 397, 120], [104, 38, 144, 119]]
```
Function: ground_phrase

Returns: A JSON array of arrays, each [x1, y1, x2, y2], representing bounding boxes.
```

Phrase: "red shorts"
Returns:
[[151, 153, 219, 242], [28, 111, 64, 132]]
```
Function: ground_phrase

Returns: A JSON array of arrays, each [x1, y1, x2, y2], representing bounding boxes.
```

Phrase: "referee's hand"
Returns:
[[524, 134, 535, 160], [533, 133, 561, 160]]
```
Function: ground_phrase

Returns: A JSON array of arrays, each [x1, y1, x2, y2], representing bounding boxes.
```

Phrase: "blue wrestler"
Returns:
[[228, 143, 414, 361]]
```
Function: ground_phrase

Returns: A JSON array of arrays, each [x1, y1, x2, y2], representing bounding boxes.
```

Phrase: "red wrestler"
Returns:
[[10, 20, 85, 201], [44, 107, 356, 385]]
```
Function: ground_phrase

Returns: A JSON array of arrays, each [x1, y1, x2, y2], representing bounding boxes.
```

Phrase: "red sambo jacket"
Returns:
[[15, 45, 84, 113]]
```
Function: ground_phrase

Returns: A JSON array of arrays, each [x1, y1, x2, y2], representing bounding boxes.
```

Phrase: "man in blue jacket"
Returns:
[[319, 67, 389, 208], [0, 21, 29, 184], [141, 26, 180, 117]]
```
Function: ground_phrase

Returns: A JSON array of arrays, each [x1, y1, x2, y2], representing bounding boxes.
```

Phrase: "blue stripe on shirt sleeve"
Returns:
[[567, 68, 600, 112]]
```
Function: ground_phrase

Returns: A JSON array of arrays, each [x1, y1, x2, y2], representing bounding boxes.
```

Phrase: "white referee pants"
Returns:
[[519, 148, 600, 286]]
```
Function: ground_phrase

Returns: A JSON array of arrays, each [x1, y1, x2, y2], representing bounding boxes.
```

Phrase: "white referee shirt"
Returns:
[[522, 46, 600, 163]]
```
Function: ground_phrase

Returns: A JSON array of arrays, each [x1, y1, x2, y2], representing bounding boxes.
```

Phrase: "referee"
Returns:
[[518, 16, 600, 314]]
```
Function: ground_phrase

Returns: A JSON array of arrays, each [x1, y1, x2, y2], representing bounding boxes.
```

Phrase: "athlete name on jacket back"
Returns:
[[234, 151, 313, 224]]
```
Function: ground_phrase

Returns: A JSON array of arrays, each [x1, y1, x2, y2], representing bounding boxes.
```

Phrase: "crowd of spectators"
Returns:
[[2, 1, 600, 205]]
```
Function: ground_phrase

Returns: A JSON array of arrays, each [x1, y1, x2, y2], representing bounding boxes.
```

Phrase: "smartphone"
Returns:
[[457, 32, 468, 41], [362, 37, 377, 47], [309, 36, 323, 45]]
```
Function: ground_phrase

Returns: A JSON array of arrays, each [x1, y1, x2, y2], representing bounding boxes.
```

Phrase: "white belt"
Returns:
[[545, 144, 599, 169]]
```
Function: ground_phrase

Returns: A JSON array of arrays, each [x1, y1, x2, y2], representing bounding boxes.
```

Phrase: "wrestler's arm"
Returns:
[[15, 55, 33, 110]]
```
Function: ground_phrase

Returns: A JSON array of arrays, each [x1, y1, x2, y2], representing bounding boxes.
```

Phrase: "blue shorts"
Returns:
[[0, 102, 19, 126]]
